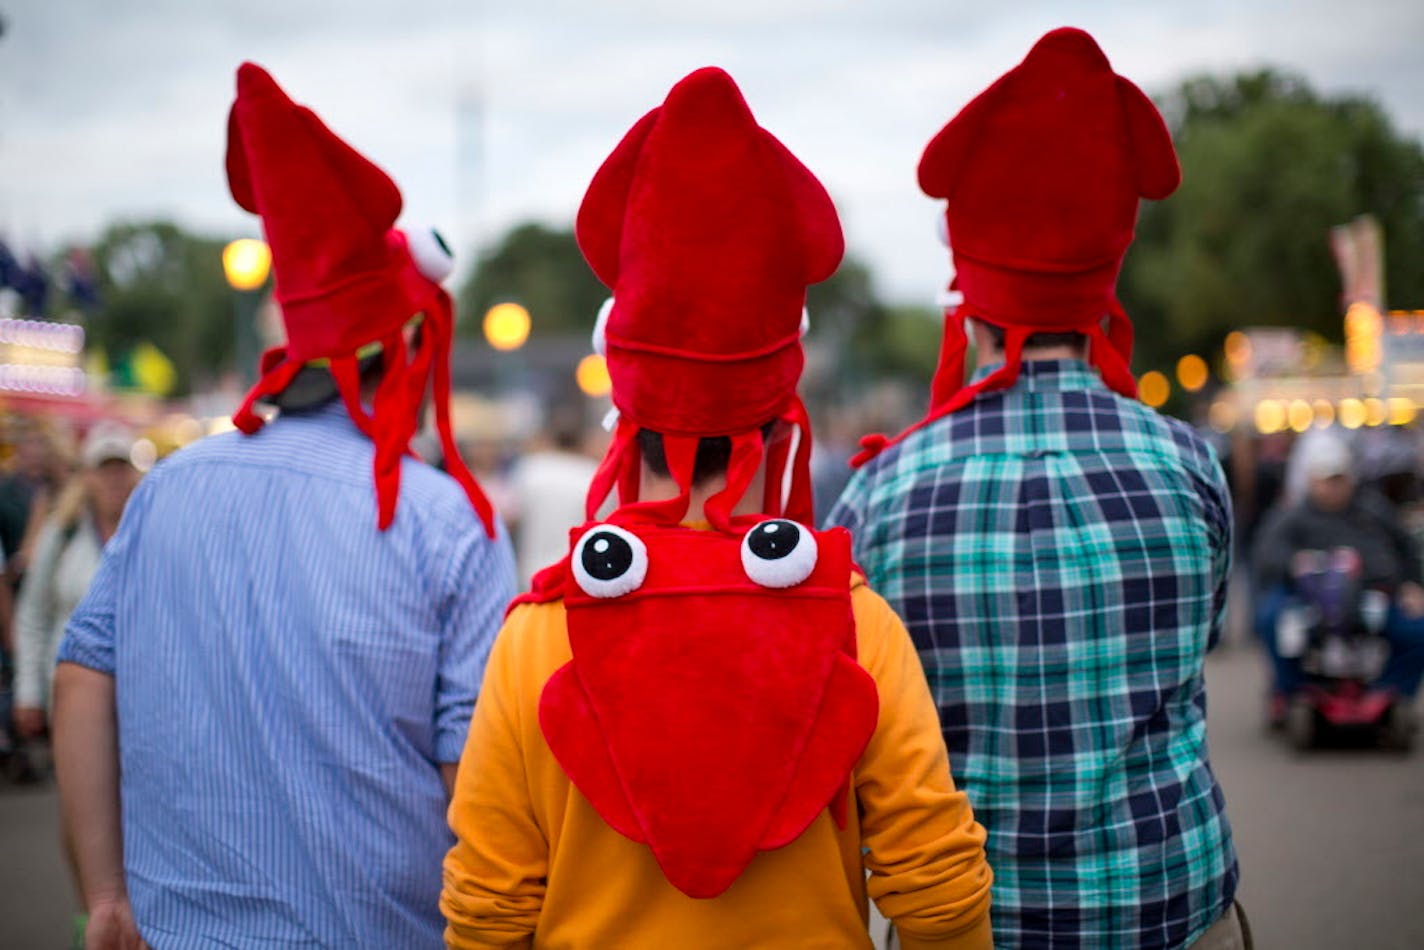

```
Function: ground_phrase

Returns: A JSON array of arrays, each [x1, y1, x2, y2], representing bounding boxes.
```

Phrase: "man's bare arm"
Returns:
[[52, 662, 128, 911]]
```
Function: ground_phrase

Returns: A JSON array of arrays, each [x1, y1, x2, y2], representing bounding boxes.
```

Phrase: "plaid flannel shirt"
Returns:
[[829, 360, 1238, 949]]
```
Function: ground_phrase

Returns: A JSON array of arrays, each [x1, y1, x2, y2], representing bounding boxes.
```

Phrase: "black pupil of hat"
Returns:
[[749, 521, 798, 561], [582, 531, 633, 580], [431, 229, 452, 256]]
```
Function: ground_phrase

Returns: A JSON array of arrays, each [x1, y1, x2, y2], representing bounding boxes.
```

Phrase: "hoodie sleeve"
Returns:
[[441, 606, 548, 949]]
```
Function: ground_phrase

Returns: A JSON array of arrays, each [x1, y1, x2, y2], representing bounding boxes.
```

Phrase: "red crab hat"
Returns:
[[576, 65, 844, 530], [854, 27, 1180, 466], [224, 62, 495, 535]]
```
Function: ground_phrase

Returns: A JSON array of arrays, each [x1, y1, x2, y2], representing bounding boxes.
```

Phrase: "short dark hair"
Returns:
[[979, 320, 1087, 351], [637, 421, 778, 486]]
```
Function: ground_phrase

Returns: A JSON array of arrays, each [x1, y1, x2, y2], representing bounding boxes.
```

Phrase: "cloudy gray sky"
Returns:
[[2, 0, 1422, 305]]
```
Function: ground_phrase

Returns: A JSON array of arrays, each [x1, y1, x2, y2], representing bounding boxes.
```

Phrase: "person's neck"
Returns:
[[638, 471, 765, 523], [977, 345, 1085, 370]]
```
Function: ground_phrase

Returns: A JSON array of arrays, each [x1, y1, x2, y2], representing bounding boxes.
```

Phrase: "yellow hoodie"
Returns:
[[442, 579, 993, 949]]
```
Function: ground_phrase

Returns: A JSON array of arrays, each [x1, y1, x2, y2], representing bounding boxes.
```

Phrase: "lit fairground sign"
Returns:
[[0, 317, 87, 397]]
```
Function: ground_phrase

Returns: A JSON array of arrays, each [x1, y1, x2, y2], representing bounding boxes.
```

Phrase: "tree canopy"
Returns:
[[83, 221, 233, 395], [1121, 70, 1424, 371]]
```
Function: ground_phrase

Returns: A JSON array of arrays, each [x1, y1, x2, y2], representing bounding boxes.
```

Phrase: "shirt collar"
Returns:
[[970, 358, 1105, 393], [280, 396, 365, 435]]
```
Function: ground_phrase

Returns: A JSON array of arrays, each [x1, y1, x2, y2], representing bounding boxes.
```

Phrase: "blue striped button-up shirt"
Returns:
[[830, 360, 1237, 949], [58, 400, 515, 949]]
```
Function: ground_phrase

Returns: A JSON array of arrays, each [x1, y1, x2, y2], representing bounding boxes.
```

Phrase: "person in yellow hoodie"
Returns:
[[441, 66, 993, 950]]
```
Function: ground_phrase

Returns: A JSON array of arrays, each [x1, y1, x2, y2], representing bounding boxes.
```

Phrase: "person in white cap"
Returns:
[[1254, 429, 1424, 724], [11, 422, 138, 745]]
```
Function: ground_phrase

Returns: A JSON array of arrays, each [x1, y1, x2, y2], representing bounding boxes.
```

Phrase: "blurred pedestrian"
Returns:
[[11, 423, 138, 747], [442, 67, 993, 949], [833, 29, 1243, 948], [508, 402, 597, 587], [52, 63, 514, 949], [0, 417, 72, 588]]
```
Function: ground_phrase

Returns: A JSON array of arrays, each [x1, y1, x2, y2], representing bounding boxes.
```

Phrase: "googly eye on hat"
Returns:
[[572, 523, 649, 598], [741, 519, 817, 588]]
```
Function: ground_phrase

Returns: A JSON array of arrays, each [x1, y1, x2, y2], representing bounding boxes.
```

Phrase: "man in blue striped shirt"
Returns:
[[51, 64, 515, 949], [834, 30, 1243, 949]]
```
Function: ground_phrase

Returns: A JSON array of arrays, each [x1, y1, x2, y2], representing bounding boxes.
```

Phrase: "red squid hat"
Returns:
[[576, 66, 843, 529], [854, 27, 1180, 466], [225, 62, 495, 535]]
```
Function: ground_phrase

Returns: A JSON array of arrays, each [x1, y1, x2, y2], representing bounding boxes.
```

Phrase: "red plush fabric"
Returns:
[[224, 63, 495, 536], [538, 521, 877, 898], [575, 67, 840, 524], [853, 27, 1180, 467]]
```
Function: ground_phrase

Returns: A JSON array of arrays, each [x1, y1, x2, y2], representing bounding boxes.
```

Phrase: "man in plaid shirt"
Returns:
[[832, 29, 1243, 949]]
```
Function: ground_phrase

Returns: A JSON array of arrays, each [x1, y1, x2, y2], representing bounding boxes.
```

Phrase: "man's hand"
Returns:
[[12, 705, 45, 738], [1398, 582, 1424, 619], [84, 897, 147, 950]]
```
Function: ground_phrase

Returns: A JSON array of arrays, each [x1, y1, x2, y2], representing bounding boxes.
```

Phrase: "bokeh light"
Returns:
[[1138, 371, 1170, 408], [576, 353, 612, 397], [222, 239, 272, 291], [1176, 354, 1209, 392], [483, 303, 531, 351], [1255, 400, 1286, 434]]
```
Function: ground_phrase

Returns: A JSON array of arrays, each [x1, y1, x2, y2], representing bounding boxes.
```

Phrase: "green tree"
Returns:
[[87, 220, 235, 395], [1120, 70, 1424, 370], [456, 223, 608, 338], [806, 257, 941, 391], [457, 221, 935, 390]]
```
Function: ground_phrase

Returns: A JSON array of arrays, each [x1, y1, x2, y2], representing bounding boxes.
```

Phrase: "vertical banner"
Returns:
[[1330, 214, 1385, 311]]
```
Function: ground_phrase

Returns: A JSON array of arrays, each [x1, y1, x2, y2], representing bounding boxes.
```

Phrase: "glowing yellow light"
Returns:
[[1345, 302, 1382, 337], [483, 303, 531, 352], [1345, 302, 1383, 373], [1388, 397, 1416, 426], [1364, 397, 1387, 427], [1224, 331, 1252, 367], [1312, 399, 1335, 428], [575, 353, 612, 397], [1138, 371, 1170, 408], [1287, 399, 1313, 433], [1255, 400, 1286, 434], [1176, 354, 1209, 392], [222, 239, 272, 291], [1208, 401, 1237, 433], [1339, 398, 1366, 429]]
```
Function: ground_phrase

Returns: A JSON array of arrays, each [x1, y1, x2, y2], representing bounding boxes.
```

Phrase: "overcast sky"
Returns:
[[2, 0, 1422, 306]]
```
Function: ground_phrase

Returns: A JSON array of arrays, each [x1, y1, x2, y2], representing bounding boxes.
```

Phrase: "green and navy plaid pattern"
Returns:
[[830, 360, 1237, 949]]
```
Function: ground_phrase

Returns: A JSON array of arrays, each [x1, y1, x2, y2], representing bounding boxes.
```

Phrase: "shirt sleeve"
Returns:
[[12, 521, 62, 707], [852, 585, 995, 948], [56, 478, 151, 676], [442, 605, 548, 949], [435, 517, 517, 763], [825, 465, 870, 556]]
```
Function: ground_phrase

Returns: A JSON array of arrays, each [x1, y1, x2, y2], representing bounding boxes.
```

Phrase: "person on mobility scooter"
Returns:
[[1253, 431, 1424, 750]]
